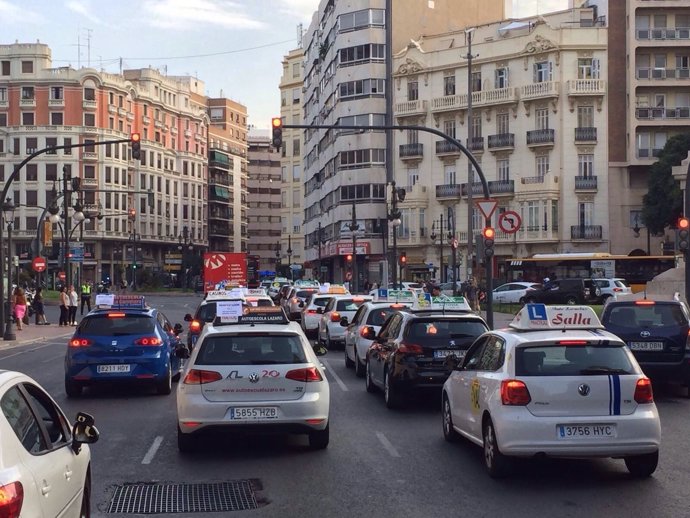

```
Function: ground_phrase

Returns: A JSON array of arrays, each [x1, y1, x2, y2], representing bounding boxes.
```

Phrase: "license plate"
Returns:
[[557, 424, 617, 439], [96, 364, 131, 374], [229, 407, 279, 420], [434, 350, 465, 360], [628, 341, 664, 351]]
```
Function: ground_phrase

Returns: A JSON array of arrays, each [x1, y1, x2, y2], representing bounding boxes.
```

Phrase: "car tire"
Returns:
[[344, 345, 354, 368], [442, 395, 460, 443], [79, 471, 91, 518], [354, 352, 365, 378], [384, 368, 403, 409], [565, 296, 579, 305], [156, 364, 173, 395], [483, 418, 511, 478], [177, 426, 197, 453], [65, 378, 82, 398], [365, 359, 377, 393], [518, 297, 526, 305], [624, 451, 658, 478], [326, 332, 333, 350], [308, 424, 330, 450]]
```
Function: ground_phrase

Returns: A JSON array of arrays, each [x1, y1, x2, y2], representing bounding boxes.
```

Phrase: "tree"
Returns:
[[642, 133, 690, 235]]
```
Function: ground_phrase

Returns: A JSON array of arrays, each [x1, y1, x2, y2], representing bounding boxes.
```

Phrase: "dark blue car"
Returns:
[[64, 296, 186, 397]]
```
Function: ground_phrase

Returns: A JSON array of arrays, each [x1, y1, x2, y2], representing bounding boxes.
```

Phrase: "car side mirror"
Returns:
[[175, 345, 190, 359], [313, 343, 328, 356], [445, 355, 463, 371], [173, 323, 184, 335], [183, 313, 193, 322], [316, 307, 324, 314], [339, 317, 349, 327], [361, 326, 375, 339], [71, 412, 99, 454]]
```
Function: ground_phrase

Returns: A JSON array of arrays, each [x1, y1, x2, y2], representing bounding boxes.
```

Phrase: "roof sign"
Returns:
[[207, 289, 245, 301], [413, 294, 472, 312], [374, 289, 416, 303], [295, 280, 320, 288], [243, 288, 268, 297], [214, 306, 289, 325], [95, 294, 146, 310], [319, 283, 349, 294], [510, 304, 603, 330]]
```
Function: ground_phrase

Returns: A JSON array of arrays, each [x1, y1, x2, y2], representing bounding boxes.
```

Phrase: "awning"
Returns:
[[213, 186, 230, 199]]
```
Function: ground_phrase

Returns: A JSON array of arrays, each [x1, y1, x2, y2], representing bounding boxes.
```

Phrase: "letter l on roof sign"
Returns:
[[476, 199, 498, 220]]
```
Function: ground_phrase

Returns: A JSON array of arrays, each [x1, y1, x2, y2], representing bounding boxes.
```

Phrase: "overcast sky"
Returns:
[[0, 0, 568, 129]]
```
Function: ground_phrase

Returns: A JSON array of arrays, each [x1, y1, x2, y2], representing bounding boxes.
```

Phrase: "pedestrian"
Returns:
[[80, 280, 92, 315], [68, 284, 79, 326], [33, 287, 48, 325], [12, 287, 27, 331], [59, 286, 69, 326]]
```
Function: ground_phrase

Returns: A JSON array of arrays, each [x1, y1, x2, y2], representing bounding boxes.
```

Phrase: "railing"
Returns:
[[520, 81, 559, 100], [574, 127, 597, 141], [82, 99, 97, 109], [467, 137, 484, 151], [636, 67, 690, 79], [574, 176, 598, 190], [393, 99, 428, 116], [435, 140, 461, 154], [48, 99, 64, 107], [435, 184, 463, 198], [461, 180, 514, 196], [636, 107, 690, 119], [487, 133, 515, 149], [637, 27, 690, 40], [430, 87, 518, 112], [399, 143, 424, 158], [566, 79, 606, 95], [571, 225, 602, 240], [526, 129, 555, 145]]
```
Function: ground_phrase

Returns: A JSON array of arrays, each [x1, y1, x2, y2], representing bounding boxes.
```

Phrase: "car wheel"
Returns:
[[624, 451, 658, 478], [156, 364, 172, 395], [308, 424, 330, 450], [565, 296, 579, 305], [177, 426, 196, 453], [354, 352, 365, 378], [344, 345, 354, 368], [483, 418, 511, 478], [65, 378, 82, 398], [326, 332, 333, 350], [442, 395, 460, 443], [518, 297, 526, 305], [384, 368, 403, 409], [365, 359, 377, 393], [79, 472, 91, 518]]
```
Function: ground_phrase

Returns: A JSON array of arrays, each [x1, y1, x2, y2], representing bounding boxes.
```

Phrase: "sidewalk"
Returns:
[[0, 305, 75, 348]]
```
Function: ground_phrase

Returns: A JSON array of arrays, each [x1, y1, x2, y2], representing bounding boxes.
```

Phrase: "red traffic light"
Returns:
[[131, 132, 141, 142], [482, 227, 496, 239], [271, 117, 282, 128], [679, 217, 689, 230], [346, 254, 353, 262]]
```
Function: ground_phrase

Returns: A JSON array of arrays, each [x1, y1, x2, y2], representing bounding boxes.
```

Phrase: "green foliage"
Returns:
[[642, 133, 690, 235]]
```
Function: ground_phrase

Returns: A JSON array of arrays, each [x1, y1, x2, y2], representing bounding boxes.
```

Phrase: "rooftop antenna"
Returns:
[[85, 28, 92, 67], [297, 23, 303, 48]]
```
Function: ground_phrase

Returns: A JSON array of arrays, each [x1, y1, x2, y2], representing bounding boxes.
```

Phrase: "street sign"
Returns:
[[69, 241, 84, 263], [476, 199, 498, 221], [31, 257, 47, 272], [58, 271, 66, 280], [498, 211, 522, 234]]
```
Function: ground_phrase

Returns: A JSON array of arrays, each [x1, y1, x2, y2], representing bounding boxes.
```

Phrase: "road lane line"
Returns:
[[321, 359, 348, 392], [376, 432, 401, 458], [1, 343, 54, 360], [41, 354, 65, 364], [142, 436, 164, 464]]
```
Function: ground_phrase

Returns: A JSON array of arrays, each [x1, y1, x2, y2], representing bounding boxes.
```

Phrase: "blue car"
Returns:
[[64, 296, 186, 397]]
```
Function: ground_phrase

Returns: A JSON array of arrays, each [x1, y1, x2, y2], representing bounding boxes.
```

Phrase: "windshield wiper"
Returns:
[[580, 367, 630, 375]]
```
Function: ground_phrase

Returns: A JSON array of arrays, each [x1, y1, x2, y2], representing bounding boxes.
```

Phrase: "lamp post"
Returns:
[[465, 27, 476, 281], [430, 214, 446, 284], [388, 183, 405, 288], [448, 207, 458, 295], [348, 201, 360, 293], [3, 197, 15, 341], [287, 235, 293, 281], [632, 213, 651, 255], [178, 226, 193, 289], [275, 241, 281, 276], [317, 222, 323, 282]]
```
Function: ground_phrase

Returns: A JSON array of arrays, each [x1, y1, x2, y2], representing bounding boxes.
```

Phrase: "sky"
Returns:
[[0, 0, 568, 130]]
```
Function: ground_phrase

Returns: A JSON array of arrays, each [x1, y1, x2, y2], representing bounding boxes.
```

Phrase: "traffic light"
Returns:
[[678, 217, 690, 252], [128, 208, 136, 221], [482, 227, 495, 258], [271, 117, 283, 151], [131, 133, 141, 160], [346, 254, 353, 263], [399, 251, 407, 266]]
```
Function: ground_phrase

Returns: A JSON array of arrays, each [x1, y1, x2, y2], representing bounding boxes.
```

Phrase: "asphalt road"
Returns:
[[2, 294, 690, 518]]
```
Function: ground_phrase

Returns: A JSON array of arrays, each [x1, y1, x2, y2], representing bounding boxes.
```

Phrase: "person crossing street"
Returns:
[[81, 281, 92, 315]]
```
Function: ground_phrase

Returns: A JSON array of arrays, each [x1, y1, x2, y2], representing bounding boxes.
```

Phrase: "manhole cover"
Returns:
[[107, 480, 259, 514]]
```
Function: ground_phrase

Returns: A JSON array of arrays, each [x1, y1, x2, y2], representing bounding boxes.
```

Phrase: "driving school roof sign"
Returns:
[[510, 304, 603, 330]]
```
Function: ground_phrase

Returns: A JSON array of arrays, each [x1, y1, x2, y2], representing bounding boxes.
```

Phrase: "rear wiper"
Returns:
[[580, 367, 630, 375]]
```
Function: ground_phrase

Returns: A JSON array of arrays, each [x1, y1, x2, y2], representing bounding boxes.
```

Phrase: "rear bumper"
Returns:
[[390, 364, 450, 389], [639, 358, 690, 383], [66, 355, 169, 383]]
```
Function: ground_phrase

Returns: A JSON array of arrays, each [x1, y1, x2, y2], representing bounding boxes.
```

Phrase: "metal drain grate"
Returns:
[[107, 480, 258, 514]]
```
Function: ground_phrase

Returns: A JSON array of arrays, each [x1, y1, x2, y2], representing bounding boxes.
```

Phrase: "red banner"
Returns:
[[203, 252, 247, 292]]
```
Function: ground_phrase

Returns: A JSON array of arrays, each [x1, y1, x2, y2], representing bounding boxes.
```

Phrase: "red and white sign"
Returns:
[[203, 252, 248, 292], [58, 271, 66, 280], [475, 199, 498, 221], [498, 211, 522, 234], [32, 257, 47, 272]]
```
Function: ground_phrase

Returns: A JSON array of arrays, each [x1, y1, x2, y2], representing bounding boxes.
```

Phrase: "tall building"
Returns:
[[301, 0, 505, 289], [391, 5, 608, 282]]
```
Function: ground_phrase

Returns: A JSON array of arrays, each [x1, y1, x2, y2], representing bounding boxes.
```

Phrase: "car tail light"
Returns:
[[183, 369, 223, 384], [286, 367, 323, 382], [69, 338, 93, 347], [559, 340, 588, 345], [501, 380, 531, 405], [108, 312, 126, 318], [686, 330, 690, 351], [398, 342, 424, 354], [189, 320, 202, 333], [613, 287, 623, 292], [360, 327, 374, 339], [134, 337, 163, 346], [306, 309, 317, 314], [635, 300, 656, 306], [330, 312, 341, 322], [634, 378, 654, 404], [0, 481, 23, 518]]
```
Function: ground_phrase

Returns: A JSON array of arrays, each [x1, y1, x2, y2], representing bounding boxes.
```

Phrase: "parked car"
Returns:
[[593, 278, 632, 302], [493, 282, 543, 304], [522, 278, 600, 305]]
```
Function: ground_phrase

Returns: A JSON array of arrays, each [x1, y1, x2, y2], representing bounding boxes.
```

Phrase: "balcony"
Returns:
[[636, 148, 664, 159], [209, 208, 231, 221], [20, 98, 36, 108], [467, 137, 484, 152], [126, 112, 134, 121], [636, 67, 690, 81], [0, 100, 7, 108], [82, 99, 97, 110], [81, 178, 99, 190], [461, 180, 515, 197], [108, 104, 117, 114], [82, 151, 98, 160], [393, 99, 428, 118], [154, 120, 162, 128], [526, 129, 555, 147], [488, 133, 515, 151], [209, 225, 231, 237], [48, 98, 64, 107], [637, 27, 690, 42], [517, 174, 559, 195], [571, 225, 603, 240], [184, 129, 192, 138], [430, 87, 519, 114], [566, 79, 606, 97], [520, 81, 560, 101], [435, 140, 461, 156], [118, 107, 126, 117], [574, 175, 598, 191], [399, 143, 423, 160], [170, 126, 178, 135], [435, 184, 463, 200], [574, 127, 597, 142], [636, 106, 690, 120], [142, 115, 151, 125]]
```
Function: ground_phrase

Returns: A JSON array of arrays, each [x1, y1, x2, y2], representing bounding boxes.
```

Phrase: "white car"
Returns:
[[343, 300, 412, 377], [317, 295, 373, 349], [0, 371, 99, 517], [177, 306, 330, 452], [593, 278, 632, 301], [283, 287, 320, 321], [442, 304, 661, 478], [492, 282, 543, 304], [300, 294, 335, 338]]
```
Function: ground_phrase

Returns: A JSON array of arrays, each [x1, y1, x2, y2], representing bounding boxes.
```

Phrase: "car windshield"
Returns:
[[515, 344, 634, 376], [406, 319, 487, 339], [196, 333, 307, 365], [79, 314, 156, 336], [366, 308, 399, 326], [606, 304, 687, 329]]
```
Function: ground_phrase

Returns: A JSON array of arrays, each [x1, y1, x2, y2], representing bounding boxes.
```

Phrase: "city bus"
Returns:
[[504, 253, 679, 292]]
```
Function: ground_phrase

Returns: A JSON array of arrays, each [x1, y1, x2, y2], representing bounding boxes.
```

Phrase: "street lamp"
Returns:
[[3, 197, 15, 341], [316, 222, 323, 283], [430, 214, 446, 284], [178, 226, 193, 289], [275, 241, 281, 275], [348, 201, 359, 293], [388, 183, 405, 288], [287, 235, 293, 281]]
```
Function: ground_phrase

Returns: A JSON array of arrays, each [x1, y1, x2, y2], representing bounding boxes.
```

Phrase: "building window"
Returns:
[[577, 105, 594, 127], [578, 202, 594, 226], [0, 87, 6, 101], [292, 88, 300, 104], [26, 164, 37, 181], [533, 61, 552, 83], [0, 113, 6, 127], [578, 58, 600, 79], [64, 138, 72, 155], [21, 87, 34, 100], [407, 168, 419, 189], [45, 137, 57, 154], [495, 67, 509, 88], [46, 164, 57, 181], [51, 112, 63, 125], [338, 79, 385, 99], [83, 87, 95, 101], [407, 80, 418, 101], [22, 112, 35, 126], [578, 154, 594, 177], [21, 61, 33, 73], [497, 112, 510, 134], [292, 165, 300, 181], [526, 201, 540, 231], [536, 155, 549, 177], [444, 164, 456, 185], [497, 158, 510, 181], [1, 61, 9, 75], [535, 108, 549, 130], [471, 71, 482, 92], [444, 73, 455, 96], [292, 62, 300, 78], [293, 139, 300, 155], [84, 113, 96, 127], [443, 120, 456, 139], [338, 8, 385, 32], [50, 86, 63, 100]]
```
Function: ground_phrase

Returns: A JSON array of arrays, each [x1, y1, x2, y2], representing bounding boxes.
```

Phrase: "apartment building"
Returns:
[[301, 0, 505, 288], [391, 6, 608, 282], [609, 0, 690, 256]]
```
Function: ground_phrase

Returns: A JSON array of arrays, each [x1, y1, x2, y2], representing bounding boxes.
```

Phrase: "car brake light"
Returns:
[[635, 300, 656, 306], [352, 297, 364, 302], [286, 367, 323, 382], [330, 312, 341, 322], [634, 378, 654, 404], [360, 327, 373, 339], [183, 369, 223, 384], [108, 312, 126, 318], [501, 379, 531, 405], [390, 303, 406, 309], [686, 330, 690, 351], [307, 309, 317, 314], [189, 320, 202, 332], [134, 337, 163, 346], [559, 340, 588, 345], [0, 481, 23, 518], [613, 288, 622, 292], [398, 342, 424, 354], [69, 338, 93, 347]]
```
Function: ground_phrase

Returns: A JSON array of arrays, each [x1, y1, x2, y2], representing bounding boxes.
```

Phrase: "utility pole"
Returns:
[[317, 221, 322, 282], [348, 201, 359, 293], [465, 28, 476, 282], [63, 166, 72, 291], [449, 206, 458, 295]]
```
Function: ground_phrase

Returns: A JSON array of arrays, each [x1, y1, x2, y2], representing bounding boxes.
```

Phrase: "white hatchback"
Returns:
[[317, 295, 373, 349], [0, 371, 99, 517], [442, 304, 661, 478], [300, 294, 334, 338], [177, 306, 330, 452]]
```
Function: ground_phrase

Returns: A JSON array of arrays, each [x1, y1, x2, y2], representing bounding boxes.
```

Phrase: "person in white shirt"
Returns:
[[68, 285, 79, 325]]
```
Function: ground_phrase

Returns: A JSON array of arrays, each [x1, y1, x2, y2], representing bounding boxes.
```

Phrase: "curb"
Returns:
[[1, 331, 74, 349]]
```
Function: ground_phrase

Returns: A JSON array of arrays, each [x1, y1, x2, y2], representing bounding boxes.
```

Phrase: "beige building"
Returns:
[[392, 5, 609, 282]]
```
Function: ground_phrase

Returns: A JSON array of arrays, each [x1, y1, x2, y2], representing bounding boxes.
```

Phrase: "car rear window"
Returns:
[[406, 319, 488, 339], [614, 280, 629, 288], [336, 299, 368, 311], [79, 314, 156, 335], [515, 345, 634, 376], [296, 290, 317, 298], [196, 333, 307, 365], [606, 304, 687, 329], [310, 297, 331, 307], [366, 308, 399, 326]]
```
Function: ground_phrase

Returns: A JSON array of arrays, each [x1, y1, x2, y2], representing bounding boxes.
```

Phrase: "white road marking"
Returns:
[[376, 432, 401, 458], [142, 436, 164, 464], [1, 343, 53, 360], [320, 358, 348, 392], [41, 353, 65, 364]]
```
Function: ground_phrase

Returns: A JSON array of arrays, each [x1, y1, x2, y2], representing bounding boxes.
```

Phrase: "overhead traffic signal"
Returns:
[[131, 133, 141, 160], [271, 117, 283, 151], [482, 227, 495, 258], [678, 217, 690, 252], [399, 251, 407, 266]]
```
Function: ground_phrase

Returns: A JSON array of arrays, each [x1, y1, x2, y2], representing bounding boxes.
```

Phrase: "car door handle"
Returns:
[[41, 482, 52, 496]]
